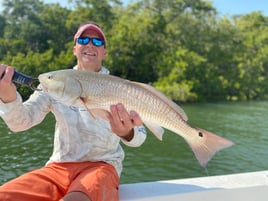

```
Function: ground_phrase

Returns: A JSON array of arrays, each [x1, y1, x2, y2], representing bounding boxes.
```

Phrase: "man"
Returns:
[[0, 22, 147, 201]]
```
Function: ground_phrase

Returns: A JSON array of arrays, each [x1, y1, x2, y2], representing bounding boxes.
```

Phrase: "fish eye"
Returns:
[[48, 75, 53, 80]]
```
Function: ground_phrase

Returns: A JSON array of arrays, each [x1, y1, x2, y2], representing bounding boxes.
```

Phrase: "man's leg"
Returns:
[[66, 162, 119, 201], [60, 191, 91, 201], [0, 164, 68, 201]]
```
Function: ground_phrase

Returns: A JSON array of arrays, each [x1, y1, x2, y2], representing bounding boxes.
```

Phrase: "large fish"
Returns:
[[38, 69, 234, 167]]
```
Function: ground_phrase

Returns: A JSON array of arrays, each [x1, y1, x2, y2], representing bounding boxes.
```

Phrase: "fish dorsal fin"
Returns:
[[131, 82, 188, 121], [144, 121, 165, 141]]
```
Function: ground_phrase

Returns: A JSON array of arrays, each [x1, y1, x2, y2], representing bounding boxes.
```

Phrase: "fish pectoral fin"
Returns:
[[79, 97, 111, 121], [79, 97, 97, 120], [89, 109, 111, 121], [144, 121, 165, 141]]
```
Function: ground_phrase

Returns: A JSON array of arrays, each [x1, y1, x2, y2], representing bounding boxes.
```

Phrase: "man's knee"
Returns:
[[60, 191, 91, 201]]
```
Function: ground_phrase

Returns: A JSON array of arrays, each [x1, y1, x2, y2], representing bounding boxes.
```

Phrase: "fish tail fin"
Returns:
[[186, 128, 234, 167]]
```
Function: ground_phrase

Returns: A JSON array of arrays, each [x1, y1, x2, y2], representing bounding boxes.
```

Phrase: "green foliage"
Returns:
[[0, 0, 268, 102], [106, 2, 161, 82], [1, 49, 54, 99]]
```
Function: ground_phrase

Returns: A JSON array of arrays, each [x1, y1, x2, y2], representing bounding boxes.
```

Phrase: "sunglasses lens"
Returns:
[[77, 37, 104, 47], [77, 37, 90, 45], [92, 38, 104, 46]]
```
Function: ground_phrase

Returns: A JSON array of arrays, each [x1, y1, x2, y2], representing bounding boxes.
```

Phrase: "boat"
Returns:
[[119, 170, 268, 201]]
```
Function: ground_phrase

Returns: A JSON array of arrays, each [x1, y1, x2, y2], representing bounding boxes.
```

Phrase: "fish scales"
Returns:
[[38, 69, 234, 167], [80, 75, 164, 122]]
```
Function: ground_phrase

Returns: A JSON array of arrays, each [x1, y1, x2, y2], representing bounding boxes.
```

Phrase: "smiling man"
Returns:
[[0, 22, 147, 201], [73, 23, 107, 72]]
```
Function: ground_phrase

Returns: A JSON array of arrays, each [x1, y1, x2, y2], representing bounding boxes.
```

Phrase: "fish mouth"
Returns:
[[39, 84, 48, 92], [38, 74, 48, 92]]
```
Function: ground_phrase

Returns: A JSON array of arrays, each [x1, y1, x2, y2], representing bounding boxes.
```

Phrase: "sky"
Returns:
[[0, 0, 267, 16], [210, 0, 267, 16]]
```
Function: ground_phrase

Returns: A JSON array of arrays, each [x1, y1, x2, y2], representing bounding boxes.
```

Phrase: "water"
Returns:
[[0, 101, 268, 185]]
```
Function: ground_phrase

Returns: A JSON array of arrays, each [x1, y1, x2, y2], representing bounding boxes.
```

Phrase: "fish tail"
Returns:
[[186, 128, 234, 167]]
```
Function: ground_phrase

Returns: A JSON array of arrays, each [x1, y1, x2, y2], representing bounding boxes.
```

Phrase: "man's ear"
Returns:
[[103, 49, 107, 58], [73, 46, 77, 56]]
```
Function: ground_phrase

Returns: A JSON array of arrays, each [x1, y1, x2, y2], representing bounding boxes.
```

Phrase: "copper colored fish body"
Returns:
[[39, 69, 234, 167]]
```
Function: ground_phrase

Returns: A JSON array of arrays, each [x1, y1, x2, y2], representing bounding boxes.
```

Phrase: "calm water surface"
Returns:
[[0, 101, 268, 185]]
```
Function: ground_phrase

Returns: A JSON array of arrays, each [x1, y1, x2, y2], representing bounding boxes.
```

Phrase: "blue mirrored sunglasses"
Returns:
[[76, 37, 105, 47]]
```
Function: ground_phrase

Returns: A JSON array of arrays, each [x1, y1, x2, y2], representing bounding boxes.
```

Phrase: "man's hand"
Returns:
[[109, 103, 143, 141], [0, 65, 17, 103]]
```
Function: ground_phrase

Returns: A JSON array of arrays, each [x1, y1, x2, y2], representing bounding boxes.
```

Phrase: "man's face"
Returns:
[[73, 29, 107, 72]]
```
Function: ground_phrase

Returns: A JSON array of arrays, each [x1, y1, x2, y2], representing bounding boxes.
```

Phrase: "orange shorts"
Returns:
[[0, 161, 119, 201]]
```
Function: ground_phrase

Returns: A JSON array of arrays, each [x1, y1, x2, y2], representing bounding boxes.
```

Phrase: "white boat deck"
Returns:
[[119, 170, 268, 201]]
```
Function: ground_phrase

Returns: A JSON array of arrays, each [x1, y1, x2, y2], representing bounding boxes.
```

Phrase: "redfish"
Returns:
[[38, 69, 234, 167]]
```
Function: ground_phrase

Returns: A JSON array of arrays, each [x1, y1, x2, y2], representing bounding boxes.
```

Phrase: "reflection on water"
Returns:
[[0, 114, 54, 184], [0, 101, 268, 185]]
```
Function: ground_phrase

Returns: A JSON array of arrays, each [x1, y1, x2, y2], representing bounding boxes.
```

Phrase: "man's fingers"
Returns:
[[129, 111, 143, 126]]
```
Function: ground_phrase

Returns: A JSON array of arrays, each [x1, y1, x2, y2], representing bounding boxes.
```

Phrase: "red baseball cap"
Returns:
[[73, 23, 106, 44]]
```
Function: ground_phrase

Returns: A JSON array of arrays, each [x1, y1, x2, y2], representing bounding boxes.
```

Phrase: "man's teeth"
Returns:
[[84, 52, 95, 55]]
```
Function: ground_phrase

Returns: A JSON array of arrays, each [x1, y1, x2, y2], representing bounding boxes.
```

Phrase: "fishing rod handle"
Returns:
[[12, 70, 34, 86]]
